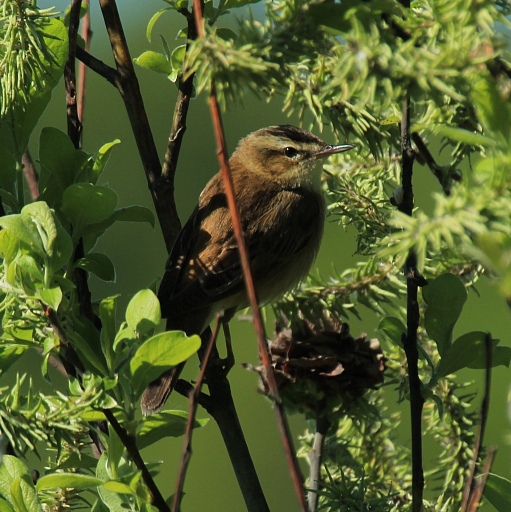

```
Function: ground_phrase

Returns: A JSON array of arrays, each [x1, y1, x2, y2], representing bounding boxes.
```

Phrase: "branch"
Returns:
[[172, 318, 221, 512], [22, 149, 39, 200], [98, 0, 180, 250], [192, 1, 307, 510], [159, 8, 199, 246], [461, 332, 493, 512], [65, 0, 83, 149], [103, 409, 170, 512], [399, 96, 425, 512], [307, 411, 330, 512], [411, 132, 445, 188], [172, 333, 270, 512], [76, 46, 118, 86], [77, 0, 92, 124]]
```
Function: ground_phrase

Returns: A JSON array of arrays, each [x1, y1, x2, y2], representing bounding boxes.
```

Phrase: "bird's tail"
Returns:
[[141, 363, 185, 415]]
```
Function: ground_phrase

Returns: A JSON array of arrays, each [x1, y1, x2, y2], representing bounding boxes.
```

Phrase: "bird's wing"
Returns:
[[158, 186, 323, 318]]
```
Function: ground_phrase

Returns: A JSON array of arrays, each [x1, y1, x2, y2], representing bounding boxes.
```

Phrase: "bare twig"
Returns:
[[307, 410, 330, 512], [411, 132, 445, 187], [76, 46, 118, 86], [466, 448, 496, 512], [65, 0, 83, 149], [399, 96, 425, 512], [77, 0, 92, 126], [461, 332, 494, 511], [159, 8, 198, 243], [192, 1, 307, 509], [103, 408, 170, 512], [98, 0, 180, 250], [22, 149, 39, 200], [172, 317, 222, 512]]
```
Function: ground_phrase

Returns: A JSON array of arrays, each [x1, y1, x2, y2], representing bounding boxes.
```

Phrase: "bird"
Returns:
[[141, 124, 354, 414]]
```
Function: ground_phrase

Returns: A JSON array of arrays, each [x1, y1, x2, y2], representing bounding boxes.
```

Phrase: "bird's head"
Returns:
[[230, 125, 354, 191]]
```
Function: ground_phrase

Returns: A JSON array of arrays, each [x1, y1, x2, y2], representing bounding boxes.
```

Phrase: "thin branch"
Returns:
[[399, 96, 425, 512], [461, 332, 493, 511], [103, 408, 170, 512], [411, 132, 445, 188], [65, 0, 83, 149], [203, 346, 270, 512], [77, 0, 92, 126], [172, 317, 222, 512], [307, 410, 330, 512], [466, 448, 496, 512], [158, 8, 198, 245], [22, 149, 39, 200], [98, 0, 180, 250], [192, 1, 307, 509], [76, 46, 118, 86]]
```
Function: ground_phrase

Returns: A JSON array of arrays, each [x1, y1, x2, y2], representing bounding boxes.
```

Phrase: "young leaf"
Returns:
[[0, 215, 44, 260], [36, 473, 104, 490], [484, 473, 511, 511], [62, 184, 118, 232], [434, 331, 510, 379], [134, 51, 172, 75], [91, 140, 121, 184], [422, 273, 467, 356], [0, 456, 42, 512], [378, 316, 405, 348], [129, 331, 201, 395], [99, 295, 120, 370], [37, 287, 62, 311], [75, 253, 116, 282], [125, 289, 161, 335]]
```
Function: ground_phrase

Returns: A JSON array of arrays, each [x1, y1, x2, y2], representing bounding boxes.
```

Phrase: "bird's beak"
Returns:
[[315, 144, 355, 158]]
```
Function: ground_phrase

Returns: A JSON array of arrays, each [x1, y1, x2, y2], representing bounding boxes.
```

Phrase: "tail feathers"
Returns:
[[141, 363, 185, 415]]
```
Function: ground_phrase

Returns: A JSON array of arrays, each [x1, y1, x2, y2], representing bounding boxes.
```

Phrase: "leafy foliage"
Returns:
[[1, 0, 511, 510]]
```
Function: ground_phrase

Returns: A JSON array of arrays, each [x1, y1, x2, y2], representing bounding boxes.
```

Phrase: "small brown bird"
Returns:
[[141, 125, 353, 413]]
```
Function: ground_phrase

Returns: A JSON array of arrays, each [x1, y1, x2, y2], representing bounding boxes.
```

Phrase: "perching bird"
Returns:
[[141, 125, 353, 414]]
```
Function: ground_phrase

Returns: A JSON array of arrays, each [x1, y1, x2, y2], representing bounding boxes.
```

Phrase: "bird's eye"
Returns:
[[284, 147, 298, 158]]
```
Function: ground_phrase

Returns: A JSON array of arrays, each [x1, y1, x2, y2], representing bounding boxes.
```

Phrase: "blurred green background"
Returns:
[[17, 1, 511, 510]]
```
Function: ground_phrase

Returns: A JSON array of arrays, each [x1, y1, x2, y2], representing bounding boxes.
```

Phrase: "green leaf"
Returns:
[[75, 253, 115, 282], [484, 473, 511, 511], [137, 410, 209, 449], [103, 481, 134, 495], [171, 45, 186, 71], [36, 473, 104, 490], [434, 331, 509, 379], [21, 202, 57, 257], [126, 289, 161, 335], [96, 454, 128, 512], [130, 331, 201, 395], [112, 206, 155, 228], [62, 184, 118, 232], [378, 316, 405, 348], [0, 498, 15, 512], [134, 51, 172, 75], [38, 287, 62, 310], [432, 125, 496, 147], [0, 18, 68, 162], [82, 205, 155, 252], [91, 140, 121, 184], [11, 474, 41, 512], [0, 214, 44, 259], [38, 128, 90, 206], [422, 273, 467, 355], [99, 295, 119, 370], [146, 7, 173, 42], [0, 345, 28, 372], [0, 456, 42, 511]]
